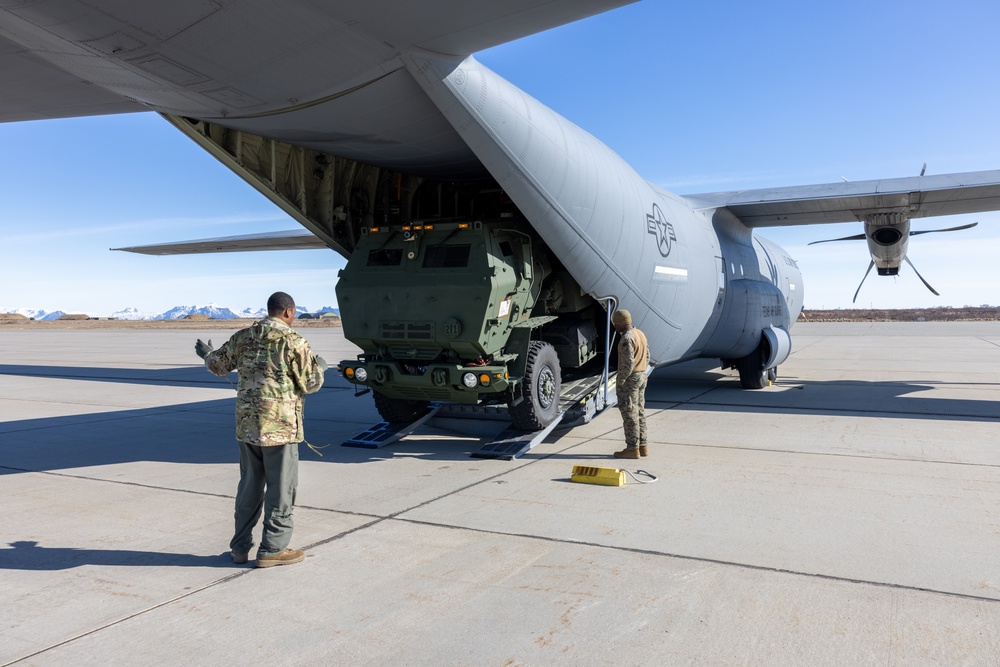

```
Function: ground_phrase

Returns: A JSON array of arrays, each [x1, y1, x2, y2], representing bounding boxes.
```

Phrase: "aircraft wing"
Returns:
[[112, 230, 327, 256], [0, 0, 634, 123], [682, 170, 1000, 228]]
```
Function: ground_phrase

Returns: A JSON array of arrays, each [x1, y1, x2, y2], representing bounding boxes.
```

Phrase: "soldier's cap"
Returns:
[[611, 309, 631, 325]]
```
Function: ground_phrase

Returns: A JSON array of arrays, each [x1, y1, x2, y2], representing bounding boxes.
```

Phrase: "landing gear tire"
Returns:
[[373, 391, 429, 424], [508, 341, 562, 430], [737, 342, 771, 390]]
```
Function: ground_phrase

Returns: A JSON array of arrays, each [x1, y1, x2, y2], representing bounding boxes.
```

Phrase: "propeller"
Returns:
[[904, 256, 939, 296], [852, 260, 875, 303], [810, 222, 978, 246], [908, 221, 978, 236], [810, 162, 976, 299], [808, 233, 866, 246], [839, 221, 975, 301]]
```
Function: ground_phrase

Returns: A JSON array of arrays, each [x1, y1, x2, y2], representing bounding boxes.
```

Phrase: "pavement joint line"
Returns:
[[2, 569, 255, 667], [362, 416, 1000, 606], [0, 466, 386, 524], [528, 420, 1000, 470], [654, 398, 1000, 421], [978, 336, 1000, 349], [0, 465, 242, 501], [300, 517, 388, 551], [630, 439, 1000, 470], [388, 515, 1000, 606]]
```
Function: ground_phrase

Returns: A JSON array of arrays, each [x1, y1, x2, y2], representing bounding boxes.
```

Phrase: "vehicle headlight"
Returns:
[[462, 372, 478, 388], [354, 367, 368, 382]]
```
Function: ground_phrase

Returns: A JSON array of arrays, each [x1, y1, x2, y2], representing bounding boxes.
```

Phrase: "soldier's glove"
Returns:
[[195, 338, 214, 360], [315, 356, 328, 371]]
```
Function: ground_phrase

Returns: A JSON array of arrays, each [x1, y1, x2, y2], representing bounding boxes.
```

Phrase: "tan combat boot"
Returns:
[[639, 446, 648, 457], [614, 447, 640, 459], [256, 548, 305, 568]]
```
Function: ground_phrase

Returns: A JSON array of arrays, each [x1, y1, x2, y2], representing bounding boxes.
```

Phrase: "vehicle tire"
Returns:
[[373, 391, 429, 424], [508, 341, 562, 430], [737, 341, 769, 389]]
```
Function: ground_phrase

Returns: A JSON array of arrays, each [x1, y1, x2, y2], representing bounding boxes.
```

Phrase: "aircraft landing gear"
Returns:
[[737, 340, 774, 389]]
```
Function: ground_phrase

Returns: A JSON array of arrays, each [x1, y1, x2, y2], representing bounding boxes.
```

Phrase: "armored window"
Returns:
[[423, 244, 471, 268], [499, 241, 514, 257], [367, 248, 403, 266]]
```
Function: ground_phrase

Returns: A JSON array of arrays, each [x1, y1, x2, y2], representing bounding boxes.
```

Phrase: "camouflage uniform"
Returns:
[[617, 327, 649, 449], [205, 316, 324, 558]]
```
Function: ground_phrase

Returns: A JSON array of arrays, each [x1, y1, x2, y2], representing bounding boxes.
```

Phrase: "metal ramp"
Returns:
[[339, 365, 637, 458], [469, 411, 565, 460], [341, 404, 441, 448], [558, 371, 616, 428]]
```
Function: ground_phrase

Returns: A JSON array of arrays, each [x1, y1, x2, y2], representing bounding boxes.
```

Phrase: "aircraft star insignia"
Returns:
[[646, 203, 676, 257]]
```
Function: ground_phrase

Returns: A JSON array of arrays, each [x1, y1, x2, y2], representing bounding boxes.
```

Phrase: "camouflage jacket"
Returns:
[[205, 317, 325, 446], [617, 327, 649, 377]]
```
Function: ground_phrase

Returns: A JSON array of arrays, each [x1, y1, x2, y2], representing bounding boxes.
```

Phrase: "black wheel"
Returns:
[[767, 367, 777, 383], [373, 391, 429, 423], [737, 342, 769, 389], [508, 341, 562, 430]]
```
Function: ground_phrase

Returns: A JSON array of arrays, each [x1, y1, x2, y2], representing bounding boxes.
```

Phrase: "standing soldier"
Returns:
[[612, 309, 649, 459], [195, 291, 326, 568]]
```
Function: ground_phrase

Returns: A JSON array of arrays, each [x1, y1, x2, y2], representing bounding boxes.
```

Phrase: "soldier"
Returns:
[[195, 291, 326, 568], [612, 309, 649, 459]]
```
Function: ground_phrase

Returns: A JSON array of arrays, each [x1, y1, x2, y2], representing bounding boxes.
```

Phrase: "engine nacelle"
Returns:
[[864, 212, 910, 272], [762, 325, 791, 370]]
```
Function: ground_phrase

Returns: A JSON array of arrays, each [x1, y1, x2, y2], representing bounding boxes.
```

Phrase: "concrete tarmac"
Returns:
[[1, 322, 999, 665]]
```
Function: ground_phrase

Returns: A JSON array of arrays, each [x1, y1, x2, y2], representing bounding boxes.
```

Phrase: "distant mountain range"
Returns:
[[1, 304, 339, 321]]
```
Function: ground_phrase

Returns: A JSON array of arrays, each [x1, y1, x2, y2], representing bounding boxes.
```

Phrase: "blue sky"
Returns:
[[2, 0, 999, 314]]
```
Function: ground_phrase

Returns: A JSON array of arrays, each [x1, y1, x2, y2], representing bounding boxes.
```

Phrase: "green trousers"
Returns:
[[617, 372, 648, 449], [231, 441, 298, 558]]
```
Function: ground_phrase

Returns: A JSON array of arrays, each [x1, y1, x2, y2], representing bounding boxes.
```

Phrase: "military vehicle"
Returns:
[[336, 211, 603, 430]]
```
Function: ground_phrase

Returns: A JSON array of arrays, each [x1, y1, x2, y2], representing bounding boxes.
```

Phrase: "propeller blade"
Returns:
[[852, 260, 876, 303], [908, 221, 978, 236], [903, 256, 940, 296], [920, 163, 927, 177], [808, 233, 867, 246]]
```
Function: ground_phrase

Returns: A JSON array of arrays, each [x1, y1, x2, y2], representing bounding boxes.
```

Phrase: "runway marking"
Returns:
[[390, 514, 1000, 605]]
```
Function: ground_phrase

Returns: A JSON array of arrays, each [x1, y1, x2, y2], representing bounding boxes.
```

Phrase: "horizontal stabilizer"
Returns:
[[112, 229, 328, 256]]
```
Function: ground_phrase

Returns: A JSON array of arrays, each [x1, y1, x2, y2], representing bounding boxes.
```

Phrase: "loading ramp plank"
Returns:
[[341, 404, 442, 448]]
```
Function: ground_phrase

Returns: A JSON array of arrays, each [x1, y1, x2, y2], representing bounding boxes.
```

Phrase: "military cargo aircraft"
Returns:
[[4, 1, 999, 430]]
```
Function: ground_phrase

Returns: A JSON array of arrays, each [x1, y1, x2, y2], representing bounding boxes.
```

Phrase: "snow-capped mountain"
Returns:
[[1, 307, 49, 319], [238, 307, 268, 319], [0, 307, 72, 320], [110, 307, 156, 320], [160, 304, 242, 320], [6, 304, 339, 320]]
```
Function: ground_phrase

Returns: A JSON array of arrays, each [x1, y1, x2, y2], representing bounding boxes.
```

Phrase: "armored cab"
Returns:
[[336, 216, 602, 429]]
